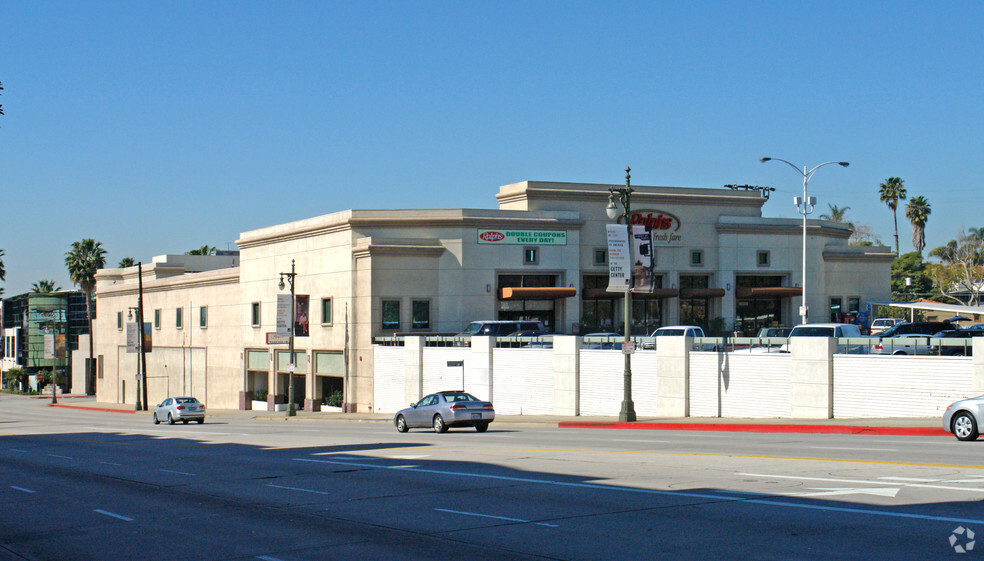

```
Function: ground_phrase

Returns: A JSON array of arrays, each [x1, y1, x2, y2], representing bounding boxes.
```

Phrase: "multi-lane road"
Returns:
[[1, 395, 981, 560]]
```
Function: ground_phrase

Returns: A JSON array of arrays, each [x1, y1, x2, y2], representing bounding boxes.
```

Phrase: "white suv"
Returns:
[[869, 318, 903, 335]]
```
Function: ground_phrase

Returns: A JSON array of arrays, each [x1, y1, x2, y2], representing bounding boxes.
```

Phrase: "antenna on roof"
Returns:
[[724, 184, 775, 200]]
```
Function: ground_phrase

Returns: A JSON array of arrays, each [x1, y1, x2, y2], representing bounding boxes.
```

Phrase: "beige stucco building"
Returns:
[[92, 180, 894, 412]]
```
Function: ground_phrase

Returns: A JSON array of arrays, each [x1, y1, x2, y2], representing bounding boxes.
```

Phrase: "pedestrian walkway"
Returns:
[[36, 395, 947, 436]]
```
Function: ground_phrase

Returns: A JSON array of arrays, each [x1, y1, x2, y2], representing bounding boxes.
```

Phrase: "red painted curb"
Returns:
[[30, 395, 89, 399], [557, 422, 949, 437], [47, 403, 136, 414]]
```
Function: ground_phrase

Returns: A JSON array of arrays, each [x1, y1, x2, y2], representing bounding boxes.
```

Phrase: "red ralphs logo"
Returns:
[[628, 209, 681, 231], [479, 231, 505, 242]]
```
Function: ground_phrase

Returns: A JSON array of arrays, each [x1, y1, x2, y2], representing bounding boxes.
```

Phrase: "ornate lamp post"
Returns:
[[606, 166, 637, 423], [127, 306, 143, 411], [278, 260, 297, 418], [760, 157, 849, 325]]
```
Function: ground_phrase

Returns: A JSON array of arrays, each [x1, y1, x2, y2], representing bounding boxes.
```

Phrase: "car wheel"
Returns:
[[197, 419, 204, 424], [152, 413, 159, 425], [433, 414, 448, 433], [396, 415, 409, 433], [952, 412, 979, 441], [475, 422, 489, 433], [167, 413, 175, 425], [183, 419, 189, 424]]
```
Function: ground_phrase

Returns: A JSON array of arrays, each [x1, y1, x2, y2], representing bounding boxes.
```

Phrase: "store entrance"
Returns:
[[497, 273, 560, 333]]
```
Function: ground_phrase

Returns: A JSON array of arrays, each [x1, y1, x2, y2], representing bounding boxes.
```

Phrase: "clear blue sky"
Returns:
[[2, 1, 982, 295]]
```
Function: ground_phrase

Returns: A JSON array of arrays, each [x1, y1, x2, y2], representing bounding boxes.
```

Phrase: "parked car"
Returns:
[[780, 323, 867, 353], [869, 333, 934, 355], [582, 332, 622, 350], [928, 329, 984, 356], [878, 321, 954, 338], [943, 394, 984, 441], [394, 391, 495, 433], [756, 327, 792, 338], [153, 396, 205, 425], [458, 320, 547, 337], [651, 325, 706, 338], [869, 318, 903, 335]]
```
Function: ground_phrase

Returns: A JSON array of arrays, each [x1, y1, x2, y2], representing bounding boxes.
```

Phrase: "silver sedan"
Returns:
[[394, 391, 495, 433], [943, 395, 983, 441], [153, 396, 206, 425]]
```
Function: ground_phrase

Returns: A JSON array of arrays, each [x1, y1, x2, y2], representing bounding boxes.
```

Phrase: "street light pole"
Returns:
[[606, 166, 637, 423], [127, 306, 142, 411], [760, 157, 849, 325], [279, 260, 297, 418]]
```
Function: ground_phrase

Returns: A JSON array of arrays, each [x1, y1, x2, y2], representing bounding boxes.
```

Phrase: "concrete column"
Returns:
[[304, 352, 321, 412], [973, 338, 984, 395], [553, 336, 581, 416], [656, 336, 690, 417], [789, 337, 835, 419], [468, 336, 494, 401], [404, 336, 425, 407]]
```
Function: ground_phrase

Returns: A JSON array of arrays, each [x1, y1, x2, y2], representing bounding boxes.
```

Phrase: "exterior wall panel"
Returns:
[[690, 352, 792, 417], [833, 356, 973, 418]]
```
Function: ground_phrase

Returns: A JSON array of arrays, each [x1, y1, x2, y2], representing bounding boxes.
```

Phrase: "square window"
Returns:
[[524, 247, 539, 265], [176, 307, 183, 329], [199, 306, 208, 328], [382, 300, 400, 331], [594, 249, 608, 266], [154, 309, 161, 329], [757, 251, 770, 267], [251, 302, 261, 326], [321, 298, 332, 325], [690, 250, 704, 266], [412, 300, 430, 330]]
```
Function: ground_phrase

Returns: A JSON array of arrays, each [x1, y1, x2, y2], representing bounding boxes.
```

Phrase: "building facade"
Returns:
[[1, 291, 88, 391], [92, 180, 894, 412]]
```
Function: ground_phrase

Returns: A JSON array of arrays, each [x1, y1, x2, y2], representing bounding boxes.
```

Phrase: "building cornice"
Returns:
[[716, 217, 852, 239], [97, 268, 240, 298], [351, 238, 447, 260], [822, 247, 896, 263], [496, 181, 768, 208]]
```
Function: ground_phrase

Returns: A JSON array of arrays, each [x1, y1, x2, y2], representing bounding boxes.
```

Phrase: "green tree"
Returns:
[[118, 257, 135, 268], [819, 204, 851, 223], [878, 177, 907, 254], [186, 245, 217, 256], [904, 195, 931, 255], [891, 252, 932, 301], [65, 239, 107, 382], [926, 230, 984, 305], [30, 280, 61, 293]]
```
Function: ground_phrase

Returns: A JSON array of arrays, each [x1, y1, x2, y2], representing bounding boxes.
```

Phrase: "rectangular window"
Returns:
[[321, 298, 332, 325], [154, 309, 161, 329], [117, 311, 123, 330], [757, 250, 770, 267], [594, 249, 607, 266], [381, 300, 400, 331], [524, 247, 539, 265], [251, 302, 261, 327], [829, 297, 843, 322], [848, 297, 860, 315], [411, 300, 430, 330], [199, 306, 208, 328], [176, 307, 183, 329], [690, 250, 704, 266]]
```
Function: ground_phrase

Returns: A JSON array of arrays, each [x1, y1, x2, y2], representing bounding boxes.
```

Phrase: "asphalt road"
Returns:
[[1, 396, 982, 560]]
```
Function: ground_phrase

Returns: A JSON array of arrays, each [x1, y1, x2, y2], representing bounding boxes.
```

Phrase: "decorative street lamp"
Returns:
[[278, 260, 298, 418], [606, 166, 637, 423], [760, 157, 849, 325], [127, 306, 143, 411]]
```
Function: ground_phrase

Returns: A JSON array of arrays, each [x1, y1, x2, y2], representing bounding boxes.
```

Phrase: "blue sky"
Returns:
[[2, 1, 982, 295]]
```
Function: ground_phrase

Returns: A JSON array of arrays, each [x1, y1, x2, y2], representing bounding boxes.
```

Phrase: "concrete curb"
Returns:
[[558, 421, 949, 436], [47, 403, 136, 414]]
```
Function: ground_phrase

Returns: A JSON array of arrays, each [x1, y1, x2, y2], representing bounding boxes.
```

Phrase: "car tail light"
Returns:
[[450, 404, 467, 410], [482, 404, 493, 409], [177, 405, 186, 410], [873, 345, 883, 351]]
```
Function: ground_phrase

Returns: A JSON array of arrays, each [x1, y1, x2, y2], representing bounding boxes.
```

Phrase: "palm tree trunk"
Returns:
[[85, 289, 94, 394], [893, 210, 900, 254]]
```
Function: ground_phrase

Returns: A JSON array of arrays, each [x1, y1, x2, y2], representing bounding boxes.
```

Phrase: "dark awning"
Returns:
[[680, 288, 726, 298], [582, 288, 680, 299], [500, 287, 577, 300], [736, 287, 803, 298]]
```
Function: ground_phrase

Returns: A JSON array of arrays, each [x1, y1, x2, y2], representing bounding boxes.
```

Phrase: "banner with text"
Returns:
[[478, 229, 567, 245], [631, 225, 655, 292], [606, 224, 631, 292]]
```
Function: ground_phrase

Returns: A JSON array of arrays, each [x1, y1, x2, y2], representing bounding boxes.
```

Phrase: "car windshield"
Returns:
[[790, 327, 835, 337], [175, 397, 199, 404], [442, 392, 480, 402], [461, 323, 483, 335], [655, 329, 685, 336]]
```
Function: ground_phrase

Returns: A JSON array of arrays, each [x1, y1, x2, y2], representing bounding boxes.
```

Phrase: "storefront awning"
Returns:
[[500, 287, 577, 300], [680, 288, 726, 298], [582, 288, 680, 299], [736, 287, 803, 298]]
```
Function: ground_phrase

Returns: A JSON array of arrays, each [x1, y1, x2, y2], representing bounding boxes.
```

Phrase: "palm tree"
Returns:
[[0, 248, 5, 296], [968, 227, 984, 241], [31, 280, 61, 293], [118, 257, 135, 268], [879, 177, 907, 254], [186, 245, 217, 256], [905, 196, 931, 256], [819, 204, 851, 223], [65, 239, 107, 388]]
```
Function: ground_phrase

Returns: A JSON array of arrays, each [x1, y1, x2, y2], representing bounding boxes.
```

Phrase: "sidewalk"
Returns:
[[40, 396, 949, 436]]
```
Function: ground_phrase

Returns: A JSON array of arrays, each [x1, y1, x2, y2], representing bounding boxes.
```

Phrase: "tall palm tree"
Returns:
[[65, 239, 107, 388], [905, 196, 932, 255], [819, 204, 851, 223], [878, 177, 907, 254], [0, 248, 5, 296], [31, 280, 61, 293], [118, 257, 135, 268], [968, 227, 984, 241], [186, 245, 217, 256]]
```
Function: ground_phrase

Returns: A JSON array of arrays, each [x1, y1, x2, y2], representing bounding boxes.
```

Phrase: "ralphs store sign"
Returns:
[[477, 229, 567, 245]]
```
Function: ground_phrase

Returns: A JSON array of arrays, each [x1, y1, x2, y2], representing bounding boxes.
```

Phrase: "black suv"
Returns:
[[879, 321, 954, 338]]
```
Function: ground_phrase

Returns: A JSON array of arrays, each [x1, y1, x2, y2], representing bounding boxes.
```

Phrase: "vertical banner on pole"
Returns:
[[276, 294, 291, 337], [606, 224, 631, 293], [631, 225, 655, 293]]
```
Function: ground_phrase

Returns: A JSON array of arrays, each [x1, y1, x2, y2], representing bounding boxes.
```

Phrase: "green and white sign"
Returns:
[[478, 229, 567, 245]]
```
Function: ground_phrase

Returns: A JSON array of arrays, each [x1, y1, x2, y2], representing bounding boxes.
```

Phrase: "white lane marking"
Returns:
[[787, 487, 901, 498], [11, 486, 35, 493], [435, 508, 558, 527], [257, 556, 284, 561], [47, 454, 72, 460], [613, 439, 670, 443], [267, 484, 329, 495], [293, 458, 984, 525], [739, 472, 984, 494], [93, 509, 133, 522], [8, 449, 26, 453], [810, 446, 897, 451], [879, 476, 940, 482], [102, 462, 122, 466], [388, 455, 430, 459], [159, 469, 196, 476]]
